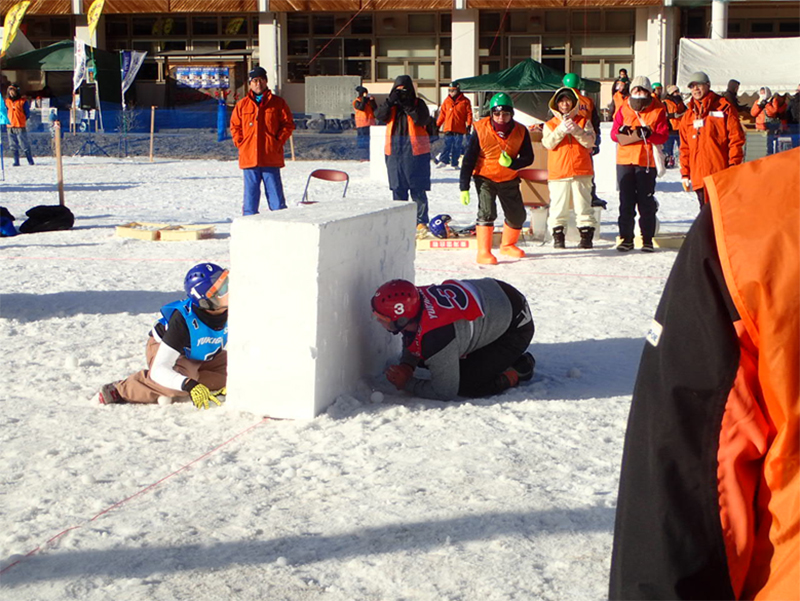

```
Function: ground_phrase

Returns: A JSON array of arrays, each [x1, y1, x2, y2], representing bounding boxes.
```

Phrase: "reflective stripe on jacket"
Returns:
[[679, 92, 745, 191], [436, 93, 473, 134], [229, 91, 295, 169], [384, 106, 430, 156], [611, 100, 669, 168], [473, 117, 527, 182], [706, 147, 799, 600]]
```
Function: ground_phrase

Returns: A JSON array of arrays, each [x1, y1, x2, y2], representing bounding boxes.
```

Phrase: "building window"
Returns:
[[779, 21, 800, 33], [605, 10, 634, 32], [192, 17, 219, 36], [750, 22, 774, 34]]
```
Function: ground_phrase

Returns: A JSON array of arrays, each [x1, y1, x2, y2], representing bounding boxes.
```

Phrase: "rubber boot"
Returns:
[[26, 151, 34, 165], [476, 225, 498, 265], [499, 223, 525, 258]]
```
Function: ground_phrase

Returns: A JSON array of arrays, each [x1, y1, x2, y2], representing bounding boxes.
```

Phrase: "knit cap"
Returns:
[[630, 76, 652, 94]]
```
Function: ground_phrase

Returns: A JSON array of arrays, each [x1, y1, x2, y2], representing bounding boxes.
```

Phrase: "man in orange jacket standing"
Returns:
[[353, 85, 376, 156], [230, 67, 295, 215], [679, 71, 744, 209], [435, 82, 473, 168], [610, 148, 799, 601], [4, 84, 34, 166]]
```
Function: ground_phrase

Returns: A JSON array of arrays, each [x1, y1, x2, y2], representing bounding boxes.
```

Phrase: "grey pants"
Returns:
[[8, 128, 32, 164], [473, 175, 527, 229]]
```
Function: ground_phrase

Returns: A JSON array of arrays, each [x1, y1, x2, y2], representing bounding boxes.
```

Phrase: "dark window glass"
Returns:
[[345, 60, 371, 79], [50, 18, 71, 38], [480, 12, 501, 32], [132, 18, 158, 36], [314, 15, 335, 35], [288, 15, 309, 35], [542, 56, 566, 72], [751, 22, 773, 33], [344, 38, 371, 57], [313, 39, 341, 58], [164, 17, 187, 36], [441, 13, 452, 33], [686, 9, 705, 37], [162, 40, 186, 51], [138, 62, 159, 81], [223, 40, 247, 50], [351, 15, 372, 34], [287, 61, 310, 82], [288, 39, 309, 56], [222, 16, 248, 35], [193, 17, 219, 36], [106, 18, 129, 38], [779, 21, 800, 33]]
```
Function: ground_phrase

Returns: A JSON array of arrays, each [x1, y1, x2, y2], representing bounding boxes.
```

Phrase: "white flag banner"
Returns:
[[120, 50, 147, 109], [73, 38, 87, 92]]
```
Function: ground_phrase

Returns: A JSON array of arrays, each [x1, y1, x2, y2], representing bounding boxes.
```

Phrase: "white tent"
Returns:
[[677, 37, 800, 95]]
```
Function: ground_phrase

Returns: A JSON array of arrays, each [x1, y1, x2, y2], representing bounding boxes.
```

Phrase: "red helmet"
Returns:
[[371, 279, 421, 333]]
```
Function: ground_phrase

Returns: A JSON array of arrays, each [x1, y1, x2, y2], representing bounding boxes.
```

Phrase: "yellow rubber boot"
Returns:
[[500, 224, 525, 258], [476, 225, 498, 265]]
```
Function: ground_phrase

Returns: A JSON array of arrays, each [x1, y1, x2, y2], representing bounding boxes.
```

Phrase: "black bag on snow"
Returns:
[[19, 205, 75, 234]]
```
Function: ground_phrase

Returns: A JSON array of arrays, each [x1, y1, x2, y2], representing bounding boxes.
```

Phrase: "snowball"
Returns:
[[81, 474, 96, 485], [567, 367, 582, 379], [157, 395, 174, 406], [275, 556, 289, 567], [370, 391, 384, 404], [64, 355, 78, 370]]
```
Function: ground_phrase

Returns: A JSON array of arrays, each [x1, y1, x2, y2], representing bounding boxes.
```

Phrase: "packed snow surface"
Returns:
[[1, 153, 698, 599]]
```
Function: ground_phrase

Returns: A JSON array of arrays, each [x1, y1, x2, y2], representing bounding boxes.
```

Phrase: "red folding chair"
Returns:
[[301, 169, 350, 203]]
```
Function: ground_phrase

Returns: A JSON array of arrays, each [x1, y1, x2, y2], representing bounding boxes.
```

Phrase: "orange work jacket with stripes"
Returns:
[[383, 106, 430, 156], [575, 91, 595, 122], [679, 92, 745, 191], [472, 117, 527, 182], [353, 97, 376, 128], [4, 97, 27, 128], [705, 147, 799, 601], [613, 100, 668, 167], [543, 114, 594, 180], [436, 93, 473, 134]]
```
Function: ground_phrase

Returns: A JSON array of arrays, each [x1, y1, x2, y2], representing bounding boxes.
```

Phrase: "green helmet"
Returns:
[[652, 82, 663, 89], [489, 92, 514, 110], [562, 73, 580, 89]]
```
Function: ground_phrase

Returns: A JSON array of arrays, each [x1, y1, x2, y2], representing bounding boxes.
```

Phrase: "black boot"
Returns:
[[12, 153, 20, 167], [552, 226, 566, 249], [26, 151, 34, 165], [578, 226, 595, 249], [512, 352, 536, 382]]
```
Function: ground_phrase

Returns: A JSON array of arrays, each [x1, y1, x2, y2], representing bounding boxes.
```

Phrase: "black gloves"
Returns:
[[618, 125, 633, 135], [465, 125, 472, 136], [635, 125, 652, 139]]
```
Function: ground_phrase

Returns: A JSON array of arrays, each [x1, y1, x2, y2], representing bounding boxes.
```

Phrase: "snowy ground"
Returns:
[[1, 152, 699, 600]]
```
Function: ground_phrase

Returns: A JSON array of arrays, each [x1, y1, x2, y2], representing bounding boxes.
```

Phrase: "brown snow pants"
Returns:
[[115, 337, 227, 404]]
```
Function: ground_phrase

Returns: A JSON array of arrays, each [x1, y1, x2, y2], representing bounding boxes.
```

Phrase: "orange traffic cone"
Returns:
[[476, 225, 498, 265], [500, 224, 525, 258]]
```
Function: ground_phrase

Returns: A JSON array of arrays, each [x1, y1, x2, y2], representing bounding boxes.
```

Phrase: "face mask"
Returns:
[[630, 95, 651, 112]]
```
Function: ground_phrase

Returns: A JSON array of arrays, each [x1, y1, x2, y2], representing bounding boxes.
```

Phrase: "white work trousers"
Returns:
[[547, 175, 596, 231]]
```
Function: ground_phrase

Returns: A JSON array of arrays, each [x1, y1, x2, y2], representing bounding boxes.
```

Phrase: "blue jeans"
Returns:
[[392, 188, 429, 225], [242, 167, 286, 215], [8, 127, 32, 164], [663, 132, 679, 157], [438, 132, 464, 167]]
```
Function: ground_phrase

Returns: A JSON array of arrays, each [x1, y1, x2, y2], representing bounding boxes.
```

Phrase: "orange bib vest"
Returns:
[[616, 101, 662, 167], [544, 114, 594, 180], [353, 99, 376, 128], [705, 147, 799, 601], [384, 107, 430, 156], [473, 117, 527, 182]]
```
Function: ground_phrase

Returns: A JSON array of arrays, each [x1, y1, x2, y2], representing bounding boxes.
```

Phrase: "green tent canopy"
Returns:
[[2, 40, 122, 104], [454, 59, 601, 121], [454, 59, 600, 93]]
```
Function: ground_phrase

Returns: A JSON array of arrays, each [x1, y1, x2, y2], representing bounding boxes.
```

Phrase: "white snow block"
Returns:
[[594, 123, 617, 197], [370, 125, 388, 184], [228, 199, 416, 419]]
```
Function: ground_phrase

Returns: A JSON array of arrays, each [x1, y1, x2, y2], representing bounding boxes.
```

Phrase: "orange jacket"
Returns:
[[611, 99, 669, 168], [679, 92, 745, 191], [230, 90, 295, 169], [436, 93, 473, 134], [612, 91, 627, 118], [383, 107, 430, 156], [706, 147, 799, 601], [750, 96, 789, 131], [5, 97, 27, 128], [473, 117, 527, 182], [353, 96, 376, 128], [663, 96, 687, 131], [542, 90, 594, 180]]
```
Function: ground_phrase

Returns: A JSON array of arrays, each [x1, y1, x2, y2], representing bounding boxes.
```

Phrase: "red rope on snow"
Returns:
[[417, 266, 667, 281], [3, 256, 208, 263], [0, 416, 271, 576]]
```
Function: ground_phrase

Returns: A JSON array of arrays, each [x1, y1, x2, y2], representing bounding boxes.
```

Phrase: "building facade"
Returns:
[[3, 0, 799, 110]]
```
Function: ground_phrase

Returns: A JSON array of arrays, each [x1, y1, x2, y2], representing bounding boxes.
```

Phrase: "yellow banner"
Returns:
[[1, 1, 31, 57], [87, 0, 106, 40]]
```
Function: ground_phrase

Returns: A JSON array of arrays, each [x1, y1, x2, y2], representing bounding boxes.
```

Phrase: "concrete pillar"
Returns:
[[711, 0, 729, 39], [258, 12, 285, 94], [451, 8, 478, 106], [228, 201, 416, 419], [634, 7, 677, 85]]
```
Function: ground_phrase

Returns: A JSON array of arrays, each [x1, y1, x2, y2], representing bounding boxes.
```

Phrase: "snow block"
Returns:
[[228, 200, 416, 419], [370, 125, 388, 183]]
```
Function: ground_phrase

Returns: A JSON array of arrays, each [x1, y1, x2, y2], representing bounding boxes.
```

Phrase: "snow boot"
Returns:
[[26, 151, 34, 165], [476, 225, 498, 265], [552, 226, 566, 249], [641, 238, 655, 252], [497, 368, 520, 391], [617, 238, 634, 252], [512, 352, 536, 382], [416, 223, 429, 239], [578, 226, 595, 249], [499, 223, 525, 258], [98, 382, 124, 405], [12, 151, 20, 167]]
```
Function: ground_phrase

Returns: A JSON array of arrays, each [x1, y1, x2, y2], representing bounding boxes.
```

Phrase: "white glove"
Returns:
[[682, 178, 692, 192], [563, 119, 578, 133], [758, 92, 767, 102], [556, 120, 569, 134]]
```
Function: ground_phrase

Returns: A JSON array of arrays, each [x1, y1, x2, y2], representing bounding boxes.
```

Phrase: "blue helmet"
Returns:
[[429, 214, 453, 239], [184, 263, 229, 310]]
